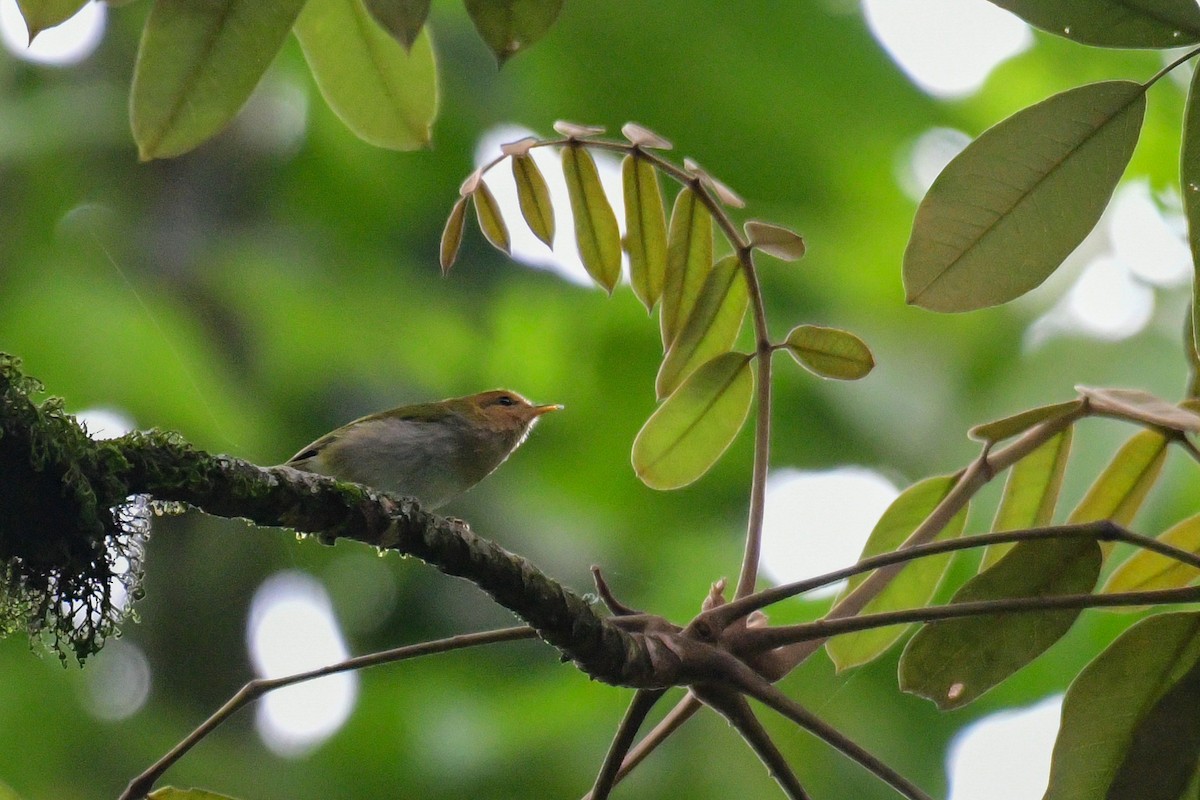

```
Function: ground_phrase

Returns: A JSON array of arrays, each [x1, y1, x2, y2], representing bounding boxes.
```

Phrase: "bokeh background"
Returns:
[[0, 1, 1197, 799]]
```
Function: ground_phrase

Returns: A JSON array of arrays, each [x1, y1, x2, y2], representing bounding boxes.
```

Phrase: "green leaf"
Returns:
[[1186, 63, 1200, 362], [1103, 512, 1200, 595], [899, 537, 1101, 709], [622, 154, 668, 311], [656, 255, 748, 399], [363, 0, 431, 51], [511, 154, 555, 247], [130, 0, 307, 160], [660, 187, 714, 348], [1044, 612, 1200, 800], [632, 352, 753, 490], [295, 0, 437, 151], [472, 184, 510, 255], [903, 81, 1146, 312], [148, 789, 244, 800], [784, 324, 875, 381], [1068, 429, 1167, 529], [826, 475, 966, 671], [562, 144, 622, 293], [968, 400, 1084, 443], [744, 220, 806, 261], [15, 0, 87, 40], [988, 0, 1200, 48], [464, 0, 564, 64], [983, 428, 1073, 569], [1079, 385, 1200, 433], [440, 196, 469, 274]]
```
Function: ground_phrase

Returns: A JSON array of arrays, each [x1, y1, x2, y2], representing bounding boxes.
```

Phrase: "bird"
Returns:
[[283, 390, 561, 509]]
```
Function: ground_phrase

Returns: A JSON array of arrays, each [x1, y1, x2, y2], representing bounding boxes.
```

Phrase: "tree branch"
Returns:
[[588, 688, 667, 800]]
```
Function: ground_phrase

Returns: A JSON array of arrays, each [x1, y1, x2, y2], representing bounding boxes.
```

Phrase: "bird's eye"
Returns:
[[495, 395, 516, 407]]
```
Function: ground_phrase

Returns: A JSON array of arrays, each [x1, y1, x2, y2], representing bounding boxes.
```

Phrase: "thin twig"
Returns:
[[120, 627, 536, 800], [693, 685, 811, 800], [580, 693, 703, 800], [588, 689, 667, 800], [592, 565, 644, 616]]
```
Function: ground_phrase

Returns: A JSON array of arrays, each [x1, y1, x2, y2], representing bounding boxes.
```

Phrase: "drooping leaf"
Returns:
[[968, 400, 1084, 443], [1079, 385, 1200, 433], [899, 537, 1101, 709], [622, 154, 668, 311], [744, 220, 806, 261], [1068, 429, 1167, 529], [130, 0, 308, 160], [826, 475, 966, 671], [464, 0, 564, 64], [621, 121, 672, 150], [472, 183, 510, 254], [295, 0, 437, 150], [562, 144, 622, 293], [988, 0, 1200, 48], [784, 324, 874, 381], [685, 158, 745, 208], [632, 352, 753, 490], [983, 428, 1073, 569], [1103, 512, 1200, 595], [1044, 612, 1200, 800], [553, 120, 605, 138], [15, 0, 87, 40], [656, 256, 748, 399], [1185, 63, 1200, 361], [440, 196, 469, 273], [363, 0, 431, 50], [148, 789, 243, 800], [904, 81, 1146, 312], [511, 154, 555, 247], [660, 187, 713, 348]]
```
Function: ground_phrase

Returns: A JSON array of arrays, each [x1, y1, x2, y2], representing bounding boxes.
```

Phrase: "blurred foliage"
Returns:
[[0, 1, 1198, 799]]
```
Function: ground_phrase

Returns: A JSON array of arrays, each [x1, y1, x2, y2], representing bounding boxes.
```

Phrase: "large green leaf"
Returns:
[[1068, 429, 1167, 529], [562, 144, 622, 293], [783, 324, 875, 381], [660, 187, 714, 348], [904, 81, 1145, 312], [988, 0, 1200, 48], [1103, 512, 1200, 594], [1044, 612, 1200, 800], [131, 0, 307, 160], [899, 537, 1101, 709], [656, 255, 748, 399], [1184, 62, 1200, 359], [295, 0, 437, 150], [632, 352, 753, 490], [826, 475, 966, 671], [15, 0, 87, 40], [983, 428, 1073, 569], [464, 0, 564, 64], [363, 0, 430, 50], [622, 154, 668, 311]]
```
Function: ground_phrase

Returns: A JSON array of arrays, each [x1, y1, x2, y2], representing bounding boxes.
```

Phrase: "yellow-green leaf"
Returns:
[[660, 187, 713, 348], [295, 0, 437, 150], [363, 0, 430, 50], [1079, 385, 1200, 434], [511, 154, 555, 248], [982, 428, 1073, 569], [148, 789, 243, 800], [632, 352, 753, 490], [16, 0, 87, 40], [904, 81, 1145, 312], [440, 196, 469, 274], [464, 0, 564, 65], [745, 220, 806, 261], [622, 154, 668, 311], [968, 400, 1084, 443], [827, 475, 966, 670], [656, 255, 748, 399], [1068, 429, 1167, 530], [562, 144, 621, 293], [130, 0, 307, 160], [784, 324, 874, 381], [1103, 512, 1200, 595], [472, 184, 510, 255]]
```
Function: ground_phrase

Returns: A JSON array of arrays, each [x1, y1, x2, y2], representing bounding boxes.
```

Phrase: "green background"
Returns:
[[0, 2, 1195, 799]]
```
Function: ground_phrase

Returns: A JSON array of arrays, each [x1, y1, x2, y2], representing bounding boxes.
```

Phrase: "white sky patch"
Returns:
[[862, 0, 1032, 99], [235, 73, 309, 157], [760, 467, 899, 598], [82, 639, 152, 722], [1109, 181, 1190, 288], [248, 571, 357, 758], [0, 0, 105, 66], [898, 127, 971, 202], [474, 123, 627, 287], [76, 407, 136, 440], [947, 695, 1063, 800]]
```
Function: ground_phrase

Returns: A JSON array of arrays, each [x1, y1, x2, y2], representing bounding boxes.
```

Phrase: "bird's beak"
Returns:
[[532, 403, 564, 417]]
